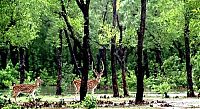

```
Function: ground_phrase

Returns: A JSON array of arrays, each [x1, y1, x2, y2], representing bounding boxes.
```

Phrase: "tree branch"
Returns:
[[75, 0, 84, 11], [64, 29, 82, 75], [60, 0, 82, 50]]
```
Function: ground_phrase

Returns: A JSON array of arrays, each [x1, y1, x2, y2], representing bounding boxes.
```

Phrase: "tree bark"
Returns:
[[100, 47, 108, 91], [0, 48, 8, 69], [80, 9, 90, 101], [10, 45, 19, 66], [75, 0, 91, 101], [173, 41, 184, 63], [25, 48, 29, 71], [19, 47, 25, 84], [111, 0, 119, 97], [184, 4, 195, 97], [56, 29, 63, 95], [143, 50, 150, 78], [135, 0, 147, 104]]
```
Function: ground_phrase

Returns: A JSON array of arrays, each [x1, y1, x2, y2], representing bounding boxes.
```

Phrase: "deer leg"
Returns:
[[92, 89, 94, 94], [13, 92, 20, 102], [31, 90, 36, 101]]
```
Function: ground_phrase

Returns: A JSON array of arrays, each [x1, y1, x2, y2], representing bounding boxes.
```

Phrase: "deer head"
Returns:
[[35, 77, 43, 86], [92, 61, 104, 82]]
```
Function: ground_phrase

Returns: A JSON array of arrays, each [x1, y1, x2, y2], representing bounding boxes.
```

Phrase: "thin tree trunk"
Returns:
[[173, 41, 184, 63], [0, 48, 8, 69], [10, 45, 19, 66], [19, 47, 25, 84], [143, 50, 150, 78], [111, 0, 119, 97], [135, 0, 147, 104], [25, 48, 29, 71], [56, 29, 63, 95], [184, 3, 195, 97], [121, 54, 129, 97], [100, 47, 108, 91]]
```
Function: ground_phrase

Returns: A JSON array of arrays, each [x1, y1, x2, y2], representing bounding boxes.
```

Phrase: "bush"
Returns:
[[81, 95, 97, 109], [0, 62, 19, 89]]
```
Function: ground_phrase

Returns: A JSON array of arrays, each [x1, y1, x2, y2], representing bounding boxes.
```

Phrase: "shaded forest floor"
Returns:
[[2, 92, 200, 108]]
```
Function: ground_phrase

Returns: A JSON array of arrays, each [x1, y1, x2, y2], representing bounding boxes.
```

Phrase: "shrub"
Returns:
[[81, 95, 97, 109], [0, 62, 19, 89]]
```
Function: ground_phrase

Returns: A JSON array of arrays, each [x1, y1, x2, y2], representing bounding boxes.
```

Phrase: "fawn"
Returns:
[[73, 61, 104, 94], [13, 77, 43, 102]]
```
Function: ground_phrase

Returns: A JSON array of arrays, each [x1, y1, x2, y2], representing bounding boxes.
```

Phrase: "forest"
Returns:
[[0, 0, 200, 108]]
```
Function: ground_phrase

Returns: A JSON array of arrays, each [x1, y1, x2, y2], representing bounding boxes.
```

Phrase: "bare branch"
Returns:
[[76, 0, 84, 11]]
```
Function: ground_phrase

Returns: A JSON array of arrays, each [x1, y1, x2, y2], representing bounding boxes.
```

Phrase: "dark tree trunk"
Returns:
[[135, 0, 147, 104], [155, 47, 162, 70], [75, 0, 90, 101], [111, 37, 119, 97], [80, 10, 90, 101], [61, 0, 90, 101], [96, 54, 101, 89], [173, 41, 184, 63], [25, 48, 29, 71], [143, 50, 150, 78], [0, 48, 8, 69], [184, 5, 195, 97], [30, 51, 36, 79], [121, 60, 129, 97], [56, 30, 63, 95], [120, 48, 129, 97], [116, 14, 129, 97], [100, 47, 108, 91], [154, 46, 162, 76], [19, 47, 25, 84], [111, 0, 119, 97], [10, 45, 19, 66]]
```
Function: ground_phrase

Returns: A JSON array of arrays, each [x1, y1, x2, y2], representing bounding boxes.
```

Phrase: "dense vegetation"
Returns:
[[0, 0, 200, 107]]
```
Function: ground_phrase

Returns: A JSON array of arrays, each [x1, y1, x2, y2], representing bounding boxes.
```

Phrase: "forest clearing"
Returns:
[[0, 0, 200, 108]]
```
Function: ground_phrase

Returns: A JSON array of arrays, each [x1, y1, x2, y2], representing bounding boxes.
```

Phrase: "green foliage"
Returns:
[[2, 104, 21, 109], [81, 95, 97, 109], [40, 68, 56, 86], [69, 95, 97, 109], [0, 95, 19, 109], [126, 71, 137, 91], [192, 51, 200, 90], [152, 82, 171, 95], [0, 62, 19, 89]]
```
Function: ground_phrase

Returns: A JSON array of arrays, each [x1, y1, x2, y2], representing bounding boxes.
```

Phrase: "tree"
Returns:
[[111, 0, 119, 97], [135, 0, 147, 104], [56, 29, 63, 95], [184, 0, 195, 97]]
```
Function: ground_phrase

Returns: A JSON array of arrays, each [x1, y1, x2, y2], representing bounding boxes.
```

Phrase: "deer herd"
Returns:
[[12, 61, 104, 102]]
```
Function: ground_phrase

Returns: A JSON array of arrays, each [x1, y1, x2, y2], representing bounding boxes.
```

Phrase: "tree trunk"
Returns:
[[111, 0, 119, 97], [25, 48, 29, 71], [80, 10, 90, 101], [111, 37, 119, 97], [56, 29, 63, 95], [100, 47, 108, 91], [121, 56, 129, 97], [10, 45, 19, 66], [19, 47, 25, 84], [173, 41, 184, 63], [135, 0, 147, 104], [184, 5, 195, 97], [0, 48, 8, 69], [143, 50, 150, 78]]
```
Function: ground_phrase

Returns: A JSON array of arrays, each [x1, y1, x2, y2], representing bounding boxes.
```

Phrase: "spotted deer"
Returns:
[[13, 77, 43, 102], [73, 61, 104, 94]]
